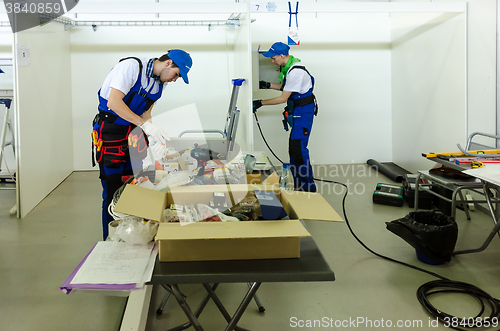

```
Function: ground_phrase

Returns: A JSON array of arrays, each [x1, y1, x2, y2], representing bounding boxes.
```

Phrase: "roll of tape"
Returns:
[[108, 220, 121, 240]]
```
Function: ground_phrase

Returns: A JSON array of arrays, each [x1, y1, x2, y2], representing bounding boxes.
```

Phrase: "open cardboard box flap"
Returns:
[[115, 183, 343, 223], [114, 184, 167, 222], [281, 190, 343, 222]]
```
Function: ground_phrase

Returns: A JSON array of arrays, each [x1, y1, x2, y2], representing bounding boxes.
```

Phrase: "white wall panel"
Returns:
[[71, 24, 243, 170], [391, 12, 466, 173], [14, 22, 73, 217], [252, 13, 393, 165], [390, 0, 496, 165]]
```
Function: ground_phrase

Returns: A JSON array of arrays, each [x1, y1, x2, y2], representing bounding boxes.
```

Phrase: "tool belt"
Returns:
[[282, 94, 318, 131], [92, 111, 149, 170], [98, 110, 120, 123]]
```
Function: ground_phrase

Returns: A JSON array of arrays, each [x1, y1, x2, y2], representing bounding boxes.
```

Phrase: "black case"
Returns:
[[373, 183, 404, 207]]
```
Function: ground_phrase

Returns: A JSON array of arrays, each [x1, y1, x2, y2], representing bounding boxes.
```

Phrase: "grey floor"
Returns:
[[1, 165, 500, 331]]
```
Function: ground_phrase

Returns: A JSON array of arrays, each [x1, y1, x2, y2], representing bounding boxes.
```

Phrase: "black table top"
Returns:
[[148, 237, 335, 285], [426, 157, 466, 171]]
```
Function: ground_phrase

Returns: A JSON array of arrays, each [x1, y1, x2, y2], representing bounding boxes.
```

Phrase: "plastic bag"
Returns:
[[163, 204, 199, 225], [386, 211, 458, 263], [114, 216, 159, 245]]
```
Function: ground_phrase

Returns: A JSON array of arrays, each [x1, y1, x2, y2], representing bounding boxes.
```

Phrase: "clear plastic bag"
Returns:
[[163, 205, 198, 225], [197, 204, 221, 222], [197, 204, 239, 222], [114, 216, 159, 245]]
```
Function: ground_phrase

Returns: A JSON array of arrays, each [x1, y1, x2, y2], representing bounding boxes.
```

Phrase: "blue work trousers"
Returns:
[[288, 105, 317, 192]]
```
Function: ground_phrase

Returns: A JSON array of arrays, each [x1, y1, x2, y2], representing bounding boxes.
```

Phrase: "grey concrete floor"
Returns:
[[1, 166, 500, 331]]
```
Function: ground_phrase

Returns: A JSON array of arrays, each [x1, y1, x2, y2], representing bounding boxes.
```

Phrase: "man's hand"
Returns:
[[140, 121, 170, 154], [259, 80, 271, 89], [253, 100, 263, 113]]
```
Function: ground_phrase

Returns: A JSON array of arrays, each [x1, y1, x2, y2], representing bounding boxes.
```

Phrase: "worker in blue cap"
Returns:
[[253, 42, 318, 192], [92, 49, 192, 239]]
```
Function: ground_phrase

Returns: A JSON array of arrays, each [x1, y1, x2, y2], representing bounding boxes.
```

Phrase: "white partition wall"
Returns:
[[14, 22, 73, 217], [251, 2, 468, 169], [230, 7, 252, 151], [391, 11, 466, 173], [70, 2, 252, 170]]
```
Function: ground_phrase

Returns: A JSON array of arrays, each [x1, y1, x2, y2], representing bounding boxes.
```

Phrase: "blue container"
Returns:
[[416, 250, 444, 265]]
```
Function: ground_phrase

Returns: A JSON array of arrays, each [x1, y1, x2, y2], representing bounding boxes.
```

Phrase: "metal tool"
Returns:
[[423, 149, 500, 159], [177, 78, 245, 160], [471, 160, 484, 168], [190, 145, 220, 177]]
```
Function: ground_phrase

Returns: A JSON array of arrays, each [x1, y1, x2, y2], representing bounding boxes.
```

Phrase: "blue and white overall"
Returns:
[[282, 66, 318, 192], [92, 57, 163, 239]]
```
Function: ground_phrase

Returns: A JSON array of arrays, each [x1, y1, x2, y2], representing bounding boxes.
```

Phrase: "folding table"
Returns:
[[415, 152, 500, 255], [147, 236, 335, 331]]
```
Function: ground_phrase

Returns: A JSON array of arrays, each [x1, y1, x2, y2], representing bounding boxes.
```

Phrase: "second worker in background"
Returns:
[[253, 42, 318, 192]]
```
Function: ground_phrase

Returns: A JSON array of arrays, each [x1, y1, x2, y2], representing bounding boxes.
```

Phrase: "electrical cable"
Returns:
[[253, 113, 284, 164], [253, 111, 500, 330]]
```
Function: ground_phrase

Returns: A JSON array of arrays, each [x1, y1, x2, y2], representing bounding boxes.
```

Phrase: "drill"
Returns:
[[191, 146, 219, 177]]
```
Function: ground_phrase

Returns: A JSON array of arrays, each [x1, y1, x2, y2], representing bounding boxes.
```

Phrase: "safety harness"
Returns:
[[92, 57, 160, 172], [282, 65, 318, 131]]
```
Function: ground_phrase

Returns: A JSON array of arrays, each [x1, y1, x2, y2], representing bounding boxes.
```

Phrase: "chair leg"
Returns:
[[247, 282, 265, 312]]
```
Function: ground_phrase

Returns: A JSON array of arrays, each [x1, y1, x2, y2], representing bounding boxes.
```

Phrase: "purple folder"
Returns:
[[60, 243, 138, 295]]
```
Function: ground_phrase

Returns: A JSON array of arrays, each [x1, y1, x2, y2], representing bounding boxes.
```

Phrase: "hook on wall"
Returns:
[[92, 24, 97, 32]]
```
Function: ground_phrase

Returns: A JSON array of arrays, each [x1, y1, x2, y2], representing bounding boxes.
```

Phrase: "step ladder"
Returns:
[[0, 98, 16, 188], [178, 78, 244, 156]]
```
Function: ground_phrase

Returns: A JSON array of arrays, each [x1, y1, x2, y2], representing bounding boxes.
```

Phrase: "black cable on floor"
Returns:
[[253, 112, 500, 330]]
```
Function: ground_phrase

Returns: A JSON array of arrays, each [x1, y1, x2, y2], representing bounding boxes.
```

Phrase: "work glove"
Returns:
[[259, 80, 271, 89], [253, 100, 263, 113], [140, 121, 170, 155]]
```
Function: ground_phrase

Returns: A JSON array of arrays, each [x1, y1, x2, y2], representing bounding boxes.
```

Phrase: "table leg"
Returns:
[[201, 284, 249, 331], [414, 173, 422, 212], [452, 186, 471, 221], [167, 284, 220, 331], [169, 284, 204, 331], [156, 285, 171, 315], [248, 283, 265, 312], [225, 282, 262, 331], [454, 182, 500, 255]]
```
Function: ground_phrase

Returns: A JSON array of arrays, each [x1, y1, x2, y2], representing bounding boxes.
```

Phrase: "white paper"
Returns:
[[463, 164, 500, 186], [135, 245, 159, 289], [71, 242, 154, 285]]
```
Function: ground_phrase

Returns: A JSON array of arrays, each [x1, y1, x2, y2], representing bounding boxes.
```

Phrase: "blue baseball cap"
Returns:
[[168, 49, 192, 84], [262, 42, 290, 58]]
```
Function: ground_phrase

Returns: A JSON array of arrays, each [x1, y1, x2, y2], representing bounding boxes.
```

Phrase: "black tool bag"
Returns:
[[386, 211, 458, 263]]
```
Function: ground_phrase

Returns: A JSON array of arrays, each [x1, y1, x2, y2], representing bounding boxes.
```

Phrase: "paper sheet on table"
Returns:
[[463, 164, 500, 187], [71, 241, 154, 285]]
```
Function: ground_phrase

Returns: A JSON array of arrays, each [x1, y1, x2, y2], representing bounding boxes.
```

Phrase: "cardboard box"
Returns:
[[245, 173, 262, 184], [115, 184, 343, 262]]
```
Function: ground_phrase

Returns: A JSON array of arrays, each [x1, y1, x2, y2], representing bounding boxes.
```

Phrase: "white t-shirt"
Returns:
[[283, 62, 313, 94], [99, 57, 165, 100]]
